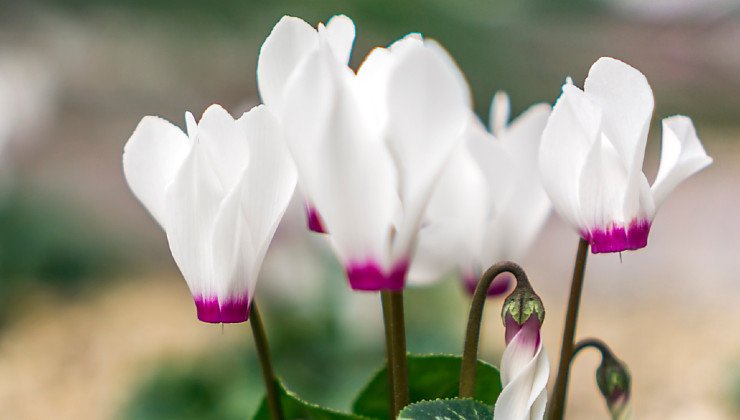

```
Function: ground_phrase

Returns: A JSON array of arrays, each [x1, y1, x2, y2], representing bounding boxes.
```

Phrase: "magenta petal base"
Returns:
[[346, 259, 409, 291], [582, 220, 651, 254], [463, 272, 511, 297], [305, 205, 327, 234], [194, 296, 250, 324]]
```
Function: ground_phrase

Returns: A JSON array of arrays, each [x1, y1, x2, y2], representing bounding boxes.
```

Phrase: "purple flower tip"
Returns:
[[582, 219, 651, 254], [305, 205, 327, 234], [194, 296, 250, 324], [504, 312, 541, 349], [346, 259, 409, 291], [463, 272, 511, 297]]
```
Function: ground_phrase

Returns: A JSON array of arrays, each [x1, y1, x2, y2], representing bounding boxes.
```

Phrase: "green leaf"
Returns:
[[352, 354, 502, 419], [253, 380, 371, 420], [398, 399, 493, 420]]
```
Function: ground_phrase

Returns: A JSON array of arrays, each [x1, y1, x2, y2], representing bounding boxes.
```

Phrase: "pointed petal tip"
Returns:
[[195, 296, 251, 324], [346, 259, 409, 291], [305, 205, 327, 233], [583, 219, 651, 254]]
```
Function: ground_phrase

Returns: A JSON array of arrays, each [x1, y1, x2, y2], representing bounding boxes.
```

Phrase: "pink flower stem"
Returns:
[[548, 238, 590, 420], [249, 302, 284, 420]]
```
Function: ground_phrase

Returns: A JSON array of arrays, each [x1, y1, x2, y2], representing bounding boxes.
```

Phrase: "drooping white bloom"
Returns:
[[257, 14, 356, 233], [263, 15, 470, 291], [494, 315, 549, 420], [540, 57, 712, 253], [409, 92, 551, 295], [123, 104, 296, 322]]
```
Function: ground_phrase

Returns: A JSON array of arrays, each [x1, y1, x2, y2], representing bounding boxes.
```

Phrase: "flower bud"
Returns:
[[596, 351, 632, 420], [501, 280, 545, 345]]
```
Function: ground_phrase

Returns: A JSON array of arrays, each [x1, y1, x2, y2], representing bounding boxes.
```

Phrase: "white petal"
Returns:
[[211, 108, 296, 304], [485, 103, 551, 262], [540, 82, 602, 231], [281, 47, 397, 270], [164, 142, 224, 299], [495, 336, 549, 420], [196, 104, 250, 192], [423, 39, 473, 107], [578, 134, 630, 230], [123, 116, 190, 227], [257, 16, 318, 109], [490, 90, 511, 137], [235, 105, 297, 276], [408, 143, 488, 285], [324, 15, 355, 65], [584, 57, 654, 172], [384, 43, 469, 258], [465, 114, 515, 216], [651, 115, 713, 209]]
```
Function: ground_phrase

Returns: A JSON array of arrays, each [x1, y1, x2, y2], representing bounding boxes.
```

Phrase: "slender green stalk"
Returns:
[[381, 290, 409, 416], [459, 261, 529, 397], [380, 291, 397, 417], [548, 238, 590, 420], [249, 302, 284, 420]]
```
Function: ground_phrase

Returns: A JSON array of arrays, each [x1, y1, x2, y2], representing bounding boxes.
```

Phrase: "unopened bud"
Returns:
[[501, 279, 545, 344], [596, 348, 632, 420]]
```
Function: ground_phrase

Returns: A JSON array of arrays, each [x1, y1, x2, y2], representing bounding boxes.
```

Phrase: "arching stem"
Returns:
[[459, 261, 531, 397], [548, 238, 590, 420], [250, 302, 284, 420]]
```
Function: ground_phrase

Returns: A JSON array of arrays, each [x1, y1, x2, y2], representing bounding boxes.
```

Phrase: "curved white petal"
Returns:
[[408, 142, 488, 285], [197, 104, 250, 192], [578, 134, 630, 231], [257, 16, 318, 109], [208, 107, 296, 323], [540, 82, 602, 230], [484, 103, 551, 262], [123, 116, 191, 227], [281, 47, 398, 280], [235, 105, 297, 272], [164, 142, 223, 303], [385, 43, 469, 258], [495, 327, 549, 420], [324, 15, 355, 65], [651, 115, 713, 209], [584, 57, 654, 172]]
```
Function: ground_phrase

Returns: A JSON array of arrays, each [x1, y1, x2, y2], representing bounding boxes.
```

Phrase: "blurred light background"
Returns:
[[0, 0, 739, 419]]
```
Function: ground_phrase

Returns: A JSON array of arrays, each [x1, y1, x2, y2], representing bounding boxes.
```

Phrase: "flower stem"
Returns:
[[380, 292, 396, 417], [548, 238, 590, 420], [249, 302, 284, 420], [459, 261, 529, 397], [381, 290, 409, 415]]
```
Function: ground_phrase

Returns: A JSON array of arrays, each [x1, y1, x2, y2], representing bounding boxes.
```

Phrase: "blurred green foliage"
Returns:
[[0, 187, 124, 319], [121, 272, 486, 419]]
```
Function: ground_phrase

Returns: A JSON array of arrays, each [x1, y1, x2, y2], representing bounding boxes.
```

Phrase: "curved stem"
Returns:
[[380, 291, 397, 417], [548, 238, 589, 420], [459, 261, 530, 398], [250, 302, 284, 420], [573, 338, 613, 360]]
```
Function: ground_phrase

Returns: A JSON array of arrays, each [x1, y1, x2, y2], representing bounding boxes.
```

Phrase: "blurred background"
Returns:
[[0, 0, 739, 419]]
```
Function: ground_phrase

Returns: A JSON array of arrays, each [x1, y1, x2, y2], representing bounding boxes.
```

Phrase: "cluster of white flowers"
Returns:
[[123, 14, 711, 419]]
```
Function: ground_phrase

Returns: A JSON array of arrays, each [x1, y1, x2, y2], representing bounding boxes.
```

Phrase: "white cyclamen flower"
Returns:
[[123, 104, 296, 323], [258, 14, 356, 233], [410, 92, 551, 296], [261, 16, 470, 291], [540, 57, 712, 253]]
